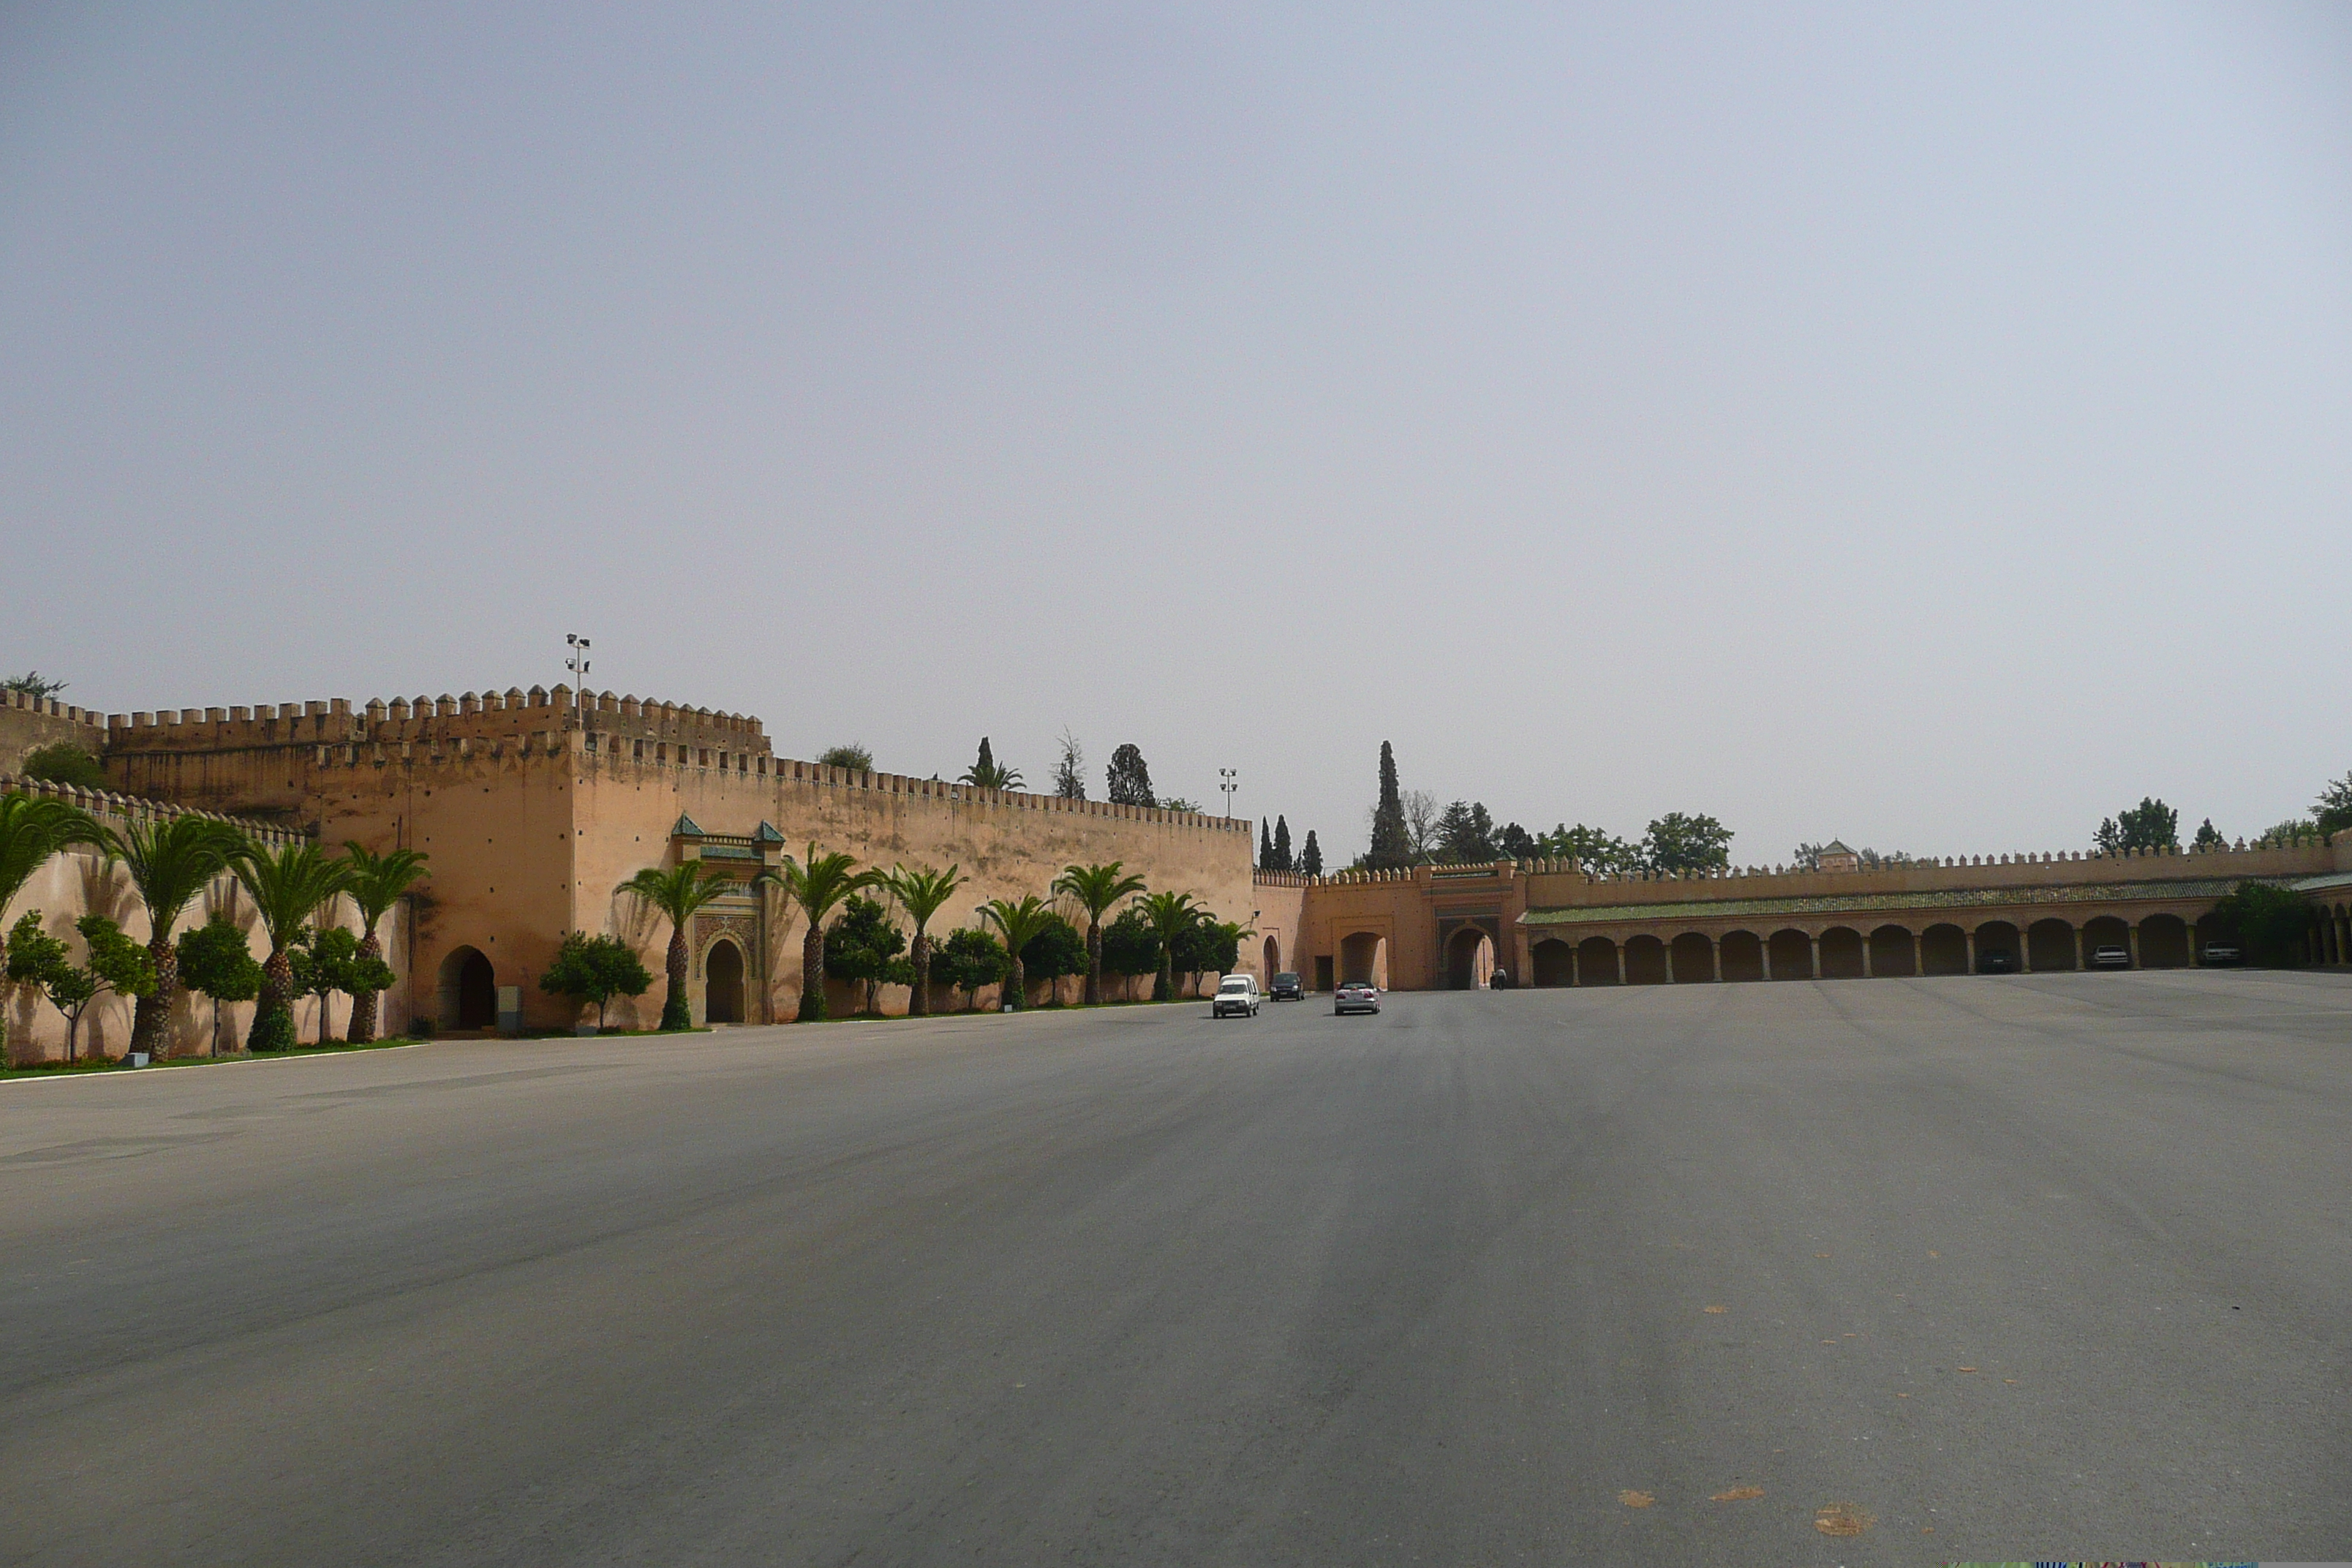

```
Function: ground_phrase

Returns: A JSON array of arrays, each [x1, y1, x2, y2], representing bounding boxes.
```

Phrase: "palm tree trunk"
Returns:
[[909, 931, 931, 1017], [800, 923, 826, 1020], [1085, 922, 1102, 1006], [134, 932, 176, 1058], [348, 927, 383, 1044], [1004, 954, 1025, 1009], [1154, 956, 1172, 1002], [249, 947, 295, 1051], [662, 927, 691, 1030]]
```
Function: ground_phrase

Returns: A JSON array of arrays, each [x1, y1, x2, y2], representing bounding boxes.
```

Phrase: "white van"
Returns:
[[1212, 973, 1260, 1018]]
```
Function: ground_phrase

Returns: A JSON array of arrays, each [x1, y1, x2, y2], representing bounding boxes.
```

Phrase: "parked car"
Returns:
[[1212, 973, 1261, 1018], [1333, 979, 1380, 1016], [2201, 942, 2242, 966], [2089, 944, 2130, 969], [1977, 949, 2017, 974], [1269, 971, 1304, 1001]]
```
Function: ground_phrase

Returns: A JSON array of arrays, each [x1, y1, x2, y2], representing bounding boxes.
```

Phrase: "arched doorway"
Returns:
[[2081, 916, 2130, 968], [1340, 931, 1387, 987], [1818, 927, 1865, 979], [2027, 919, 2078, 971], [438, 946, 497, 1030], [2138, 913, 2191, 968], [1531, 938, 1573, 987], [1869, 924, 1917, 977], [1920, 923, 1968, 976], [1767, 929, 1812, 979], [1577, 935, 1618, 984], [1718, 930, 1764, 982], [1668, 932, 1714, 983], [1974, 921, 2020, 973], [1262, 935, 1281, 980], [1446, 926, 1493, 989], [706, 938, 745, 1024], [1623, 935, 1667, 985]]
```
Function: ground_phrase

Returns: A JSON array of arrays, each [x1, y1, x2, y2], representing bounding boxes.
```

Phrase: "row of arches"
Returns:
[[1530, 913, 2206, 986]]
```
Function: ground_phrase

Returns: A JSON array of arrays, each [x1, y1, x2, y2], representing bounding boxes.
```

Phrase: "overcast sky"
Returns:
[[4, 3, 2348, 865]]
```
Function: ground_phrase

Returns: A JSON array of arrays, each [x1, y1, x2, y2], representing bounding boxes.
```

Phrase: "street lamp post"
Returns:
[[1218, 767, 1237, 820]]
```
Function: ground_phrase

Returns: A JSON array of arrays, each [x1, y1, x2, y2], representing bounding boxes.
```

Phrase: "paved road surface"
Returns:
[[4, 972, 2348, 1564]]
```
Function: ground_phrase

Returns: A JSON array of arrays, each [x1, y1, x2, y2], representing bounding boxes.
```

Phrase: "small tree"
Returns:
[[340, 843, 429, 1043], [879, 863, 962, 1017], [2096, 797, 2179, 854], [176, 916, 262, 1055], [288, 926, 388, 1043], [2210, 881, 2314, 966], [616, 861, 736, 1031], [933, 927, 1007, 1011], [817, 743, 873, 772], [1172, 915, 1245, 997], [20, 743, 108, 791], [231, 841, 348, 1054], [1136, 890, 1203, 1001], [101, 813, 247, 1060], [978, 896, 1058, 1009], [1052, 729, 1086, 800], [2192, 818, 2227, 852], [825, 895, 906, 1014], [960, 738, 1022, 791], [774, 847, 880, 1022], [1100, 905, 1161, 1000], [6, 913, 154, 1063], [1020, 913, 1088, 1006], [2, 671, 68, 701], [1105, 744, 1155, 807], [1052, 860, 1147, 1005], [2316, 772, 2352, 839], [2255, 818, 2315, 848], [0, 791, 105, 1061], [538, 932, 653, 1031], [1298, 830, 1323, 876]]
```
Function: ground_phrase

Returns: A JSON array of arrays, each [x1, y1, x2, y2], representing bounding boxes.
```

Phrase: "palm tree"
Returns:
[[960, 737, 1023, 792], [777, 846, 878, 1021], [232, 841, 349, 1052], [101, 814, 247, 1059], [617, 862, 737, 1031], [0, 791, 103, 1061], [979, 895, 1057, 1009], [341, 843, 431, 1042], [1136, 890, 1205, 1002], [1052, 861, 1147, 1006], [879, 863, 962, 1017]]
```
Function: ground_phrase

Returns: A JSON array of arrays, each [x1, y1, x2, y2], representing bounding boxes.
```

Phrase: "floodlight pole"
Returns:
[[1219, 768, 1237, 821]]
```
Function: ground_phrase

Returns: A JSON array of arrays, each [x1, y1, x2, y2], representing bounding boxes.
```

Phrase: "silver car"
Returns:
[[1333, 980, 1380, 1016]]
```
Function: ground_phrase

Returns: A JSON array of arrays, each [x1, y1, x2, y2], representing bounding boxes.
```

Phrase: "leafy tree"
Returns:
[[1365, 742, 1409, 868], [825, 895, 906, 1014], [1052, 860, 1147, 1006], [1536, 822, 1640, 874], [2192, 818, 2227, 852], [1642, 813, 1733, 875], [960, 738, 1022, 792], [2095, 797, 2179, 854], [1436, 800, 1497, 862], [2209, 881, 2313, 966], [6, 913, 154, 1062], [21, 743, 107, 791], [933, 927, 1007, 1011], [1497, 821, 1536, 862], [1019, 913, 1088, 1005], [340, 843, 429, 1042], [1273, 816, 1292, 871], [2314, 772, 2352, 838], [1299, 830, 1323, 876], [1172, 916, 1247, 995], [2256, 818, 2316, 848], [3, 671, 67, 700], [537, 931, 652, 1031], [879, 862, 962, 1017], [176, 916, 261, 1055], [616, 860, 737, 1031], [1099, 905, 1161, 1000], [1106, 743, 1156, 807], [817, 743, 873, 772], [773, 846, 880, 1022], [233, 841, 349, 1052], [1136, 889, 1204, 1000], [0, 791, 103, 1061], [290, 926, 387, 1042], [979, 896, 1058, 1009], [100, 814, 246, 1058], [1162, 796, 1202, 813], [1052, 728, 1086, 800]]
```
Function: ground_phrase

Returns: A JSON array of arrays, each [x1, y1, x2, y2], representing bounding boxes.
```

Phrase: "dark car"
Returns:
[[2089, 944, 2130, 970], [1333, 980, 1380, 1016], [1270, 971, 1303, 1001], [1977, 949, 2017, 974]]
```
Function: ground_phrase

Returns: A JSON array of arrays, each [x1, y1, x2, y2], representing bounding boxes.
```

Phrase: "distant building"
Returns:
[[1816, 840, 1861, 874]]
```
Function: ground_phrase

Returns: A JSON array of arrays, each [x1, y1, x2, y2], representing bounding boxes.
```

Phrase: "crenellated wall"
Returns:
[[0, 690, 106, 777]]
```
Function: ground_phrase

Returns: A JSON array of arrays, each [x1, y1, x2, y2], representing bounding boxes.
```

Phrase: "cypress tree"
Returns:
[[1260, 818, 1274, 871], [1367, 742, 1410, 868], [1300, 830, 1323, 876], [1273, 815, 1292, 871]]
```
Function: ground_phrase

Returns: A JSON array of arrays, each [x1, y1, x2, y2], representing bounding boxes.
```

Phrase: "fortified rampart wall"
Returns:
[[0, 774, 399, 1063], [0, 690, 105, 777]]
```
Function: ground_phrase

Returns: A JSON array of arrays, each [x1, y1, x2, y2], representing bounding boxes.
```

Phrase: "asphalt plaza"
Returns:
[[3, 970, 2348, 1564]]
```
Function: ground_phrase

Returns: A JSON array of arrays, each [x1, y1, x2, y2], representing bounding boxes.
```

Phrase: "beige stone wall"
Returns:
[[0, 778, 405, 1063], [0, 692, 105, 777]]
